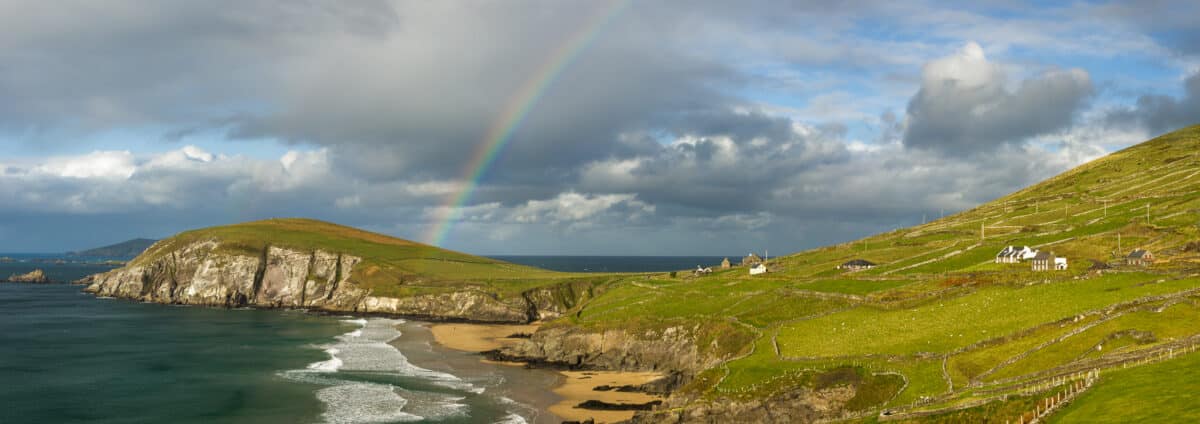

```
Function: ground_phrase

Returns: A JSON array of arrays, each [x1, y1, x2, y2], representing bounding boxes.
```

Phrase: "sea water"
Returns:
[[1, 254, 700, 423], [0, 284, 558, 423]]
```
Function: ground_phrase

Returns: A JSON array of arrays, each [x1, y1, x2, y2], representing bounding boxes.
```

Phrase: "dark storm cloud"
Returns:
[[0, 1, 400, 132], [1104, 72, 1200, 135], [902, 43, 1093, 154], [0, 1, 1151, 255], [225, 2, 741, 183]]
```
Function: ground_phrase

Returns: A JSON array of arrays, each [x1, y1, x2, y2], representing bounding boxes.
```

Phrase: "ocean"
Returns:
[[0, 254, 715, 423], [0, 283, 562, 424]]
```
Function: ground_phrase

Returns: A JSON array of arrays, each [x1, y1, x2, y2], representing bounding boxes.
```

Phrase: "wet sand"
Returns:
[[429, 322, 666, 423], [390, 322, 565, 424]]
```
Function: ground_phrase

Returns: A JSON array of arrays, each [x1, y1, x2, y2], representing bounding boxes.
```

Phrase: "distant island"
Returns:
[[3, 269, 50, 284], [68, 238, 157, 258]]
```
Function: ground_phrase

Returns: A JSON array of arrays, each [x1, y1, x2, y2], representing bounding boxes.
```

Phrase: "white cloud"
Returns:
[[511, 192, 654, 224], [34, 150, 137, 179], [903, 42, 1093, 153]]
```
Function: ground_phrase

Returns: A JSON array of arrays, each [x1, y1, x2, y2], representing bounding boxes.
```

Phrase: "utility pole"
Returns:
[[1146, 204, 1151, 224], [1104, 200, 1108, 217], [981, 222, 985, 241], [1118, 232, 1122, 255]]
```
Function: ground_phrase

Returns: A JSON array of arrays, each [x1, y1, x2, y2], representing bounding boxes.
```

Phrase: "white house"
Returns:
[[996, 246, 1038, 263], [749, 263, 768, 275]]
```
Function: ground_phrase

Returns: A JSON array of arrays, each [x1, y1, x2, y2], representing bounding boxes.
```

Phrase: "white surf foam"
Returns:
[[393, 387, 469, 420], [281, 317, 484, 423], [330, 318, 477, 391], [306, 347, 343, 372], [493, 413, 529, 424], [316, 383, 422, 424]]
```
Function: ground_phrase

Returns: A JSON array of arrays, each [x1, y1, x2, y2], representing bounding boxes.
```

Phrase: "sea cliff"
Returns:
[[84, 239, 572, 323]]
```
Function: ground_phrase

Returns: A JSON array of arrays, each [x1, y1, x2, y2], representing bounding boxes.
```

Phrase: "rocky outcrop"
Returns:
[[360, 291, 530, 322], [492, 323, 898, 423], [4, 269, 50, 283], [83, 240, 562, 322], [636, 385, 858, 423], [493, 325, 713, 374]]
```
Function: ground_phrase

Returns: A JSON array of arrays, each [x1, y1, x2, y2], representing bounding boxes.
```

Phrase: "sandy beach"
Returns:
[[429, 322, 540, 352], [430, 322, 666, 423], [549, 370, 665, 423], [391, 322, 565, 424]]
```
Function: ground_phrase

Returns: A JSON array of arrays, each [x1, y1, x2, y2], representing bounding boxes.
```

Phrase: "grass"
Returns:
[[1048, 350, 1200, 423], [987, 300, 1200, 381], [777, 274, 1199, 358], [795, 278, 916, 295]]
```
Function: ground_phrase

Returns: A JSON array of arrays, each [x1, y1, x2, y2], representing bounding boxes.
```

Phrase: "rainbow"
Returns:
[[423, 0, 631, 246]]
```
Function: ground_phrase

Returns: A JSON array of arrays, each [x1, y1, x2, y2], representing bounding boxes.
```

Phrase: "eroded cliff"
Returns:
[[84, 239, 571, 322]]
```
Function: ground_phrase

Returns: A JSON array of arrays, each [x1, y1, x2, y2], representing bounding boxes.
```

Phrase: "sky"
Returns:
[[2, 0, 1200, 255]]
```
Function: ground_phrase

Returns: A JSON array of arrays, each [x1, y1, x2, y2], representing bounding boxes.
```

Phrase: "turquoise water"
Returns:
[[0, 284, 553, 423]]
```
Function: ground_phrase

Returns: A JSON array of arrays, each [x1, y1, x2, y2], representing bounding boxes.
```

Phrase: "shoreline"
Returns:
[[429, 322, 666, 424]]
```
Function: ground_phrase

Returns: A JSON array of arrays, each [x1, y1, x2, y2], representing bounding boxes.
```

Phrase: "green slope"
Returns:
[[560, 125, 1200, 421], [1049, 349, 1200, 423]]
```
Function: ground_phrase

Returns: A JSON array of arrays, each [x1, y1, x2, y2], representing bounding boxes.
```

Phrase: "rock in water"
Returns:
[[5, 269, 50, 284]]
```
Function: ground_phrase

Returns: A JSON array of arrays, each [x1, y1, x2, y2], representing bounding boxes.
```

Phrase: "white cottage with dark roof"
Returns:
[[995, 246, 1038, 263]]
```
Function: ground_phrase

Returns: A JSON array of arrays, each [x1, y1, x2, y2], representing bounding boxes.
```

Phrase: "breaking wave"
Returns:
[[280, 318, 478, 423]]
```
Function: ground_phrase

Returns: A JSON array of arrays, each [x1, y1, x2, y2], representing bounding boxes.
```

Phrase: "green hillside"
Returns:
[[559, 125, 1200, 421], [136, 218, 577, 298]]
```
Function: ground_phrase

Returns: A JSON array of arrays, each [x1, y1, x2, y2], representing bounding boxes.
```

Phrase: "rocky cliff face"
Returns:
[[84, 240, 562, 322], [493, 322, 883, 423], [633, 385, 860, 423], [496, 325, 711, 374]]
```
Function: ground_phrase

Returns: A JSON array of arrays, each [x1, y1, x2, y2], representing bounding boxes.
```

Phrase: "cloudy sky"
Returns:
[[3, 1, 1199, 255]]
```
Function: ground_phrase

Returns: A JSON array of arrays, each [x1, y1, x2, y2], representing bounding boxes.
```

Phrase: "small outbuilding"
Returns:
[[1126, 249, 1154, 266], [1032, 251, 1060, 271], [720, 258, 731, 269], [749, 263, 768, 275], [1054, 257, 1068, 270], [838, 259, 876, 271], [695, 265, 713, 275]]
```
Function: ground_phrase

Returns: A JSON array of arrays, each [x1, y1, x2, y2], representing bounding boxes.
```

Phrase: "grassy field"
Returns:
[[1049, 350, 1200, 423]]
